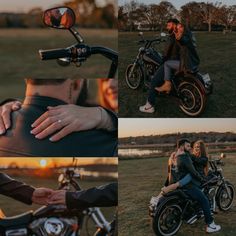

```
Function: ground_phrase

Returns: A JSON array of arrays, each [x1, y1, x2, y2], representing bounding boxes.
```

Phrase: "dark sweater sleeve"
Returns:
[[66, 182, 118, 210], [0, 173, 35, 205], [191, 155, 208, 166], [181, 155, 203, 182]]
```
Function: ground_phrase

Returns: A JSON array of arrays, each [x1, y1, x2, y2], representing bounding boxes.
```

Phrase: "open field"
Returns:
[[118, 31, 236, 117], [0, 171, 116, 235], [0, 28, 117, 101], [119, 153, 236, 236]]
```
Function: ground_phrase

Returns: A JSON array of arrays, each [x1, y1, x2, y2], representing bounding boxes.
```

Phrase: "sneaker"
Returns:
[[206, 221, 221, 233], [139, 103, 155, 113]]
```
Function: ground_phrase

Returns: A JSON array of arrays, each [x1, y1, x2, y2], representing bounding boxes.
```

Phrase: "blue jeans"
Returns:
[[185, 185, 213, 224], [164, 60, 180, 81], [179, 174, 192, 187]]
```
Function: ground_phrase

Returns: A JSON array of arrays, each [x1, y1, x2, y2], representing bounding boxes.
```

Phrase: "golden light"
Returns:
[[39, 159, 47, 168]]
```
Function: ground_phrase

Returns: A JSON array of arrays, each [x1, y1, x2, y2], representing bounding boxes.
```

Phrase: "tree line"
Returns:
[[119, 132, 236, 145], [118, 1, 236, 32], [0, 0, 117, 28]]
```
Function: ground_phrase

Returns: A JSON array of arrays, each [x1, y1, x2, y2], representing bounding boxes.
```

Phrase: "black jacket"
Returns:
[[177, 153, 204, 185], [66, 182, 118, 210], [0, 173, 34, 205], [190, 154, 208, 177], [164, 34, 180, 61], [177, 29, 200, 73], [0, 96, 117, 157]]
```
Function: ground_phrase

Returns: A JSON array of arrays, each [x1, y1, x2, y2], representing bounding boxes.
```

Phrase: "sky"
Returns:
[[119, 118, 236, 137], [0, 0, 111, 12], [118, 0, 236, 9]]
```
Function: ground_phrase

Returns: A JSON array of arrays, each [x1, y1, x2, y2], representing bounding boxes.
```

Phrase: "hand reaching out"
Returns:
[[47, 190, 66, 205], [31, 188, 54, 205]]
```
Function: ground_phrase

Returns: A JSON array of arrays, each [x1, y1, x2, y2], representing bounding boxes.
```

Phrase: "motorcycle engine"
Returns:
[[30, 217, 79, 236]]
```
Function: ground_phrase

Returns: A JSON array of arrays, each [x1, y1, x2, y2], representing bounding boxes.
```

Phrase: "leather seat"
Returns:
[[0, 211, 33, 227]]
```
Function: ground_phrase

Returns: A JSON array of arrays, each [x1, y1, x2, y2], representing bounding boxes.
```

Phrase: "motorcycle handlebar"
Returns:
[[39, 48, 72, 60]]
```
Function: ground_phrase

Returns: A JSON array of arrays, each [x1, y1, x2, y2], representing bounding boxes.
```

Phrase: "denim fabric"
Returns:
[[164, 60, 180, 81], [179, 174, 192, 187], [185, 185, 213, 224]]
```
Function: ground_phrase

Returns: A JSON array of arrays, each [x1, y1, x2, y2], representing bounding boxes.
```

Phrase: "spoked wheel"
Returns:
[[178, 80, 206, 117], [217, 183, 235, 211], [153, 204, 182, 236], [125, 63, 143, 89]]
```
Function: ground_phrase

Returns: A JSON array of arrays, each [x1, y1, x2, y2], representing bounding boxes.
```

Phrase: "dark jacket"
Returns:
[[177, 153, 204, 186], [0, 173, 34, 205], [66, 182, 118, 210], [164, 34, 180, 61], [0, 96, 117, 157], [177, 29, 200, 73], [191, 154, 208, 177]]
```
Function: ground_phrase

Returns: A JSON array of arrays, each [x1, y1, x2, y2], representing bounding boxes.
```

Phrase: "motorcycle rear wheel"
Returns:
[[217, 183, 235, 211], [125, 63, 143, 89], [178, 80, 206, 117], [153, 203, 182, 236]]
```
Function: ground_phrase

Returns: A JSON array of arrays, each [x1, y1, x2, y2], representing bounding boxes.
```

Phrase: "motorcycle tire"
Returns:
[[177, 79, 206, 117], [216, 182, 235, 211], [125, 63, 143, 89], [152, 197, 183, 236]]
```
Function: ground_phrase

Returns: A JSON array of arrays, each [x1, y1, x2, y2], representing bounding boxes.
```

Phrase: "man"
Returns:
[[0, 172, 53, 206], [0, 79, 117, 157], [47, 182, 118, 209], [139, 18, 181, 113], [176, 139, 221, 233]]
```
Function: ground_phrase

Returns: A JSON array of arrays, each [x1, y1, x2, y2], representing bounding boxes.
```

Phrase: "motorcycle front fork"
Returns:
[[88, 208, 111, 235]]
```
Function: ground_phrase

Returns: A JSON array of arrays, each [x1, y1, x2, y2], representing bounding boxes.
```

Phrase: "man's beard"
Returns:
[[184, 148, 190, 153], [168, 29, 174, 34], [76, 80, 88, 106]]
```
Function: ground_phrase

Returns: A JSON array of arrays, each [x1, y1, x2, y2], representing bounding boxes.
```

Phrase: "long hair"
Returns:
[[193, 140, 209, 176], [98, 79, 115, 111]]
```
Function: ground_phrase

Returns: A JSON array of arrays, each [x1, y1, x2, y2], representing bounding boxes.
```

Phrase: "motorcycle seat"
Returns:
[[0, 211, 33, 227]]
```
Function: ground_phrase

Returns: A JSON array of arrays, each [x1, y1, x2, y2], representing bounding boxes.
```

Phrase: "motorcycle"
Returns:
[[125, 32, 213, 117], [149, 153, 235, 236], [39, 7, 118, 78], [0, 158, 116, 236]]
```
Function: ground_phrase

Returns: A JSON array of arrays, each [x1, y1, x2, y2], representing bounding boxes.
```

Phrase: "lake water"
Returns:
[[119, 148, 161, 157]]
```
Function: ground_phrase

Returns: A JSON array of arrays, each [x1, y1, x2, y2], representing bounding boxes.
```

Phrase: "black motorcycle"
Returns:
[[0, 158, 116, 236], [39, 7, 118, 78], [149, 153, 234, 236], [125, 32, 213, 117]]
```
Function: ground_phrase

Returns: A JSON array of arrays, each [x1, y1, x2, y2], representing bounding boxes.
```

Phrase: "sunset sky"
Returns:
[[0, 158, 118, 168], [119, 118, 236, 138]]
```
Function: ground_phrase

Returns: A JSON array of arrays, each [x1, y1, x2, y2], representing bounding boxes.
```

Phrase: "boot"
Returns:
[[155, 80, 172, 93]]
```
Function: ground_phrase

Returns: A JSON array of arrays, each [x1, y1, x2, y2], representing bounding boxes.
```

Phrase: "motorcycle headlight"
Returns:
[[44, 218, 64, 235]]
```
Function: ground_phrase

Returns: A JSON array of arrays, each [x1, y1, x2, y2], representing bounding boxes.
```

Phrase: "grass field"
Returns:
[[0, 171, 116, 235], [118, 153, 236, 236], [0, 28, 117, 101], [118, 31, 236, 117]]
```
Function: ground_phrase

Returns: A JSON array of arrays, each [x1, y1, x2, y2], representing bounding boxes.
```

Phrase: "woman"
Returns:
[[0, 79, 118, 141], [156, 23, 200, 93], [161, 140, 208, 194]]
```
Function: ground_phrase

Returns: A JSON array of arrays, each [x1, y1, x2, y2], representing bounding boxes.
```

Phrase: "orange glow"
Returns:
[[0, 158, 118, 168]]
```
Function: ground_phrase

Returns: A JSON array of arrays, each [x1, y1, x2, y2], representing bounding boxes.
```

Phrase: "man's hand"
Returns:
[[0, 101, 21, 134], [32, 188, 54, 205], [47, 190, 66, 205]]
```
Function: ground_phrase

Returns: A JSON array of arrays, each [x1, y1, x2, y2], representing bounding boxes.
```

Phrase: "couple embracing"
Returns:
[[160, 139, 221, 233]]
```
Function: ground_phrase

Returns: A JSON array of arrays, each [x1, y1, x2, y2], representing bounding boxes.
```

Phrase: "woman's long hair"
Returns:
[[193, 140, 209, 176], [98, 79, 118, 112]]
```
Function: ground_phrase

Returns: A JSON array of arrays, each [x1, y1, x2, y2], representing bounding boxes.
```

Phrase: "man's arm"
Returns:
[[0, 173, 35, 204], [191, 155, 208, 166]]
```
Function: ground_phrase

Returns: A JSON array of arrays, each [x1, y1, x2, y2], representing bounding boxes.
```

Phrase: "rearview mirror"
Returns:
[[43, 7, 75, 29]]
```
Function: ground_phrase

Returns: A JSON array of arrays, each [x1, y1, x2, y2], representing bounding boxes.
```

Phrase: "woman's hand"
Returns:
[[0, 101, 22, 134], [30, 104, 102, 142]]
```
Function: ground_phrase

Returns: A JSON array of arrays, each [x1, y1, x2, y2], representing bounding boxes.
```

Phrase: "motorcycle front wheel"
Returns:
[[153, 203, 182, 236], [125, 63, 143, 89], [178, 80, 206, 117], [217, 182, 235, 211]]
